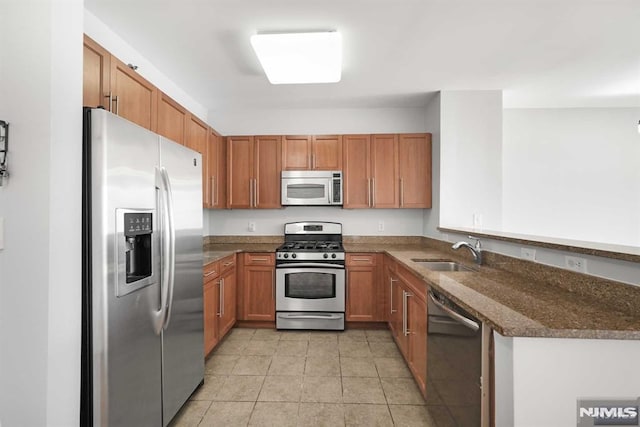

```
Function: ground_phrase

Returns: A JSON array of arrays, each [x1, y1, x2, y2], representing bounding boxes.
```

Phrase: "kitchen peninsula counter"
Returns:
[[345, 241, 640, 340]]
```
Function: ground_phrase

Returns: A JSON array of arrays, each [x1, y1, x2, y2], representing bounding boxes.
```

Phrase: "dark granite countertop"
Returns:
[[351, 244, 640, 340], [202, 238, 640, 340]]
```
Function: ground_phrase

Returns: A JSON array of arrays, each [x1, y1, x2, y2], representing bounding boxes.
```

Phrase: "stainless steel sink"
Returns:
[[411, 259, 475, 272]]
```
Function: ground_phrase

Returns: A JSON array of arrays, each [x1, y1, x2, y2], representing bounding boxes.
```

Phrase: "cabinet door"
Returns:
[[408, 295, 427, 396], [186, 115, 208, 154], [312, 135, 342, 170], [186, 115, 209, 208], [346, 254, 380, 322], [346, 266, 377, 321], [254, 136, 282, 209], [398, 133, 432, 208], [282, 135, 311, 170], [110, 57, 158, 131], [244, 265, 275, 321], [83, 36, 111, 109], [227, 136, 254, 208], [156, 92, 187, 145], [203, 280, 219, 356], [219, 268, 237, 337], [343, 135, 371, 208], [371, 134, 399, 208], [208, 129, 226, 209]]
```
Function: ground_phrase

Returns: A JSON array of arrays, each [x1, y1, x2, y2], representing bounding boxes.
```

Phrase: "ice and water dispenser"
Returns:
[[116, 209, 156, 296], [124, 212, 152, 283]]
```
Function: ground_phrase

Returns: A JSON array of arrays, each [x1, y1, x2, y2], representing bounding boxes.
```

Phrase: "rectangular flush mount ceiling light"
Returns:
[[250, 31, 342, 84]]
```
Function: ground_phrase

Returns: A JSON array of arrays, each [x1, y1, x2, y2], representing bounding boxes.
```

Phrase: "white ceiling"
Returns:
[[84, 0, 640, 112]]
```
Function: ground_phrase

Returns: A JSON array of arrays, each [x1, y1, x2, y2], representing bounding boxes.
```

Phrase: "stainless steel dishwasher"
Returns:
[[427, 288, 490, 427]]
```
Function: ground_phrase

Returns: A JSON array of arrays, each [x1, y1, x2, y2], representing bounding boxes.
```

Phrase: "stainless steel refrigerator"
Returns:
[[81, 108, 204, 426]]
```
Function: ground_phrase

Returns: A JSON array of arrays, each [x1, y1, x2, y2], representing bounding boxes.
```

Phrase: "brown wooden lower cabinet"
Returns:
[[407, 293, 427, 395], [241, 253, 276, 321], [203, 260, 220, 356], [385, 256, 428, 398], [218, 255, 237, 338], [346, 253, 383, 322]]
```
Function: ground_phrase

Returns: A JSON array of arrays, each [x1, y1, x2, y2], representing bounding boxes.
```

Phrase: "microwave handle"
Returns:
[[328, 177, 333, 204]]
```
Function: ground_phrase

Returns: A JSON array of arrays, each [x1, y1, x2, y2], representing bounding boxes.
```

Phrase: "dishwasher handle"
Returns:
[[428, 291, 479, 332]]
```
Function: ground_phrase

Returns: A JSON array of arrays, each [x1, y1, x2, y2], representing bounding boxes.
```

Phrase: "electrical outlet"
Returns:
[[565, 256, 587, 273], [248, 221, 256, 232], [378, 221, 385, 232], [521, 247, 536, 261]]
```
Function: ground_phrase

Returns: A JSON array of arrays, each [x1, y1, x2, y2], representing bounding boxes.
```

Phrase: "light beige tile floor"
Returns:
[[169, 328, 445, 427]]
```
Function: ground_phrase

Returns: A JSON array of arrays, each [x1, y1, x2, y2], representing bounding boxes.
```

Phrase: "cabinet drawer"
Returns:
[[203, 260, 220, 283], [397, 265, 427, 301], [244, 253, 275, 266], [220, 254, 236, 272], [346, 253, 377, 266]]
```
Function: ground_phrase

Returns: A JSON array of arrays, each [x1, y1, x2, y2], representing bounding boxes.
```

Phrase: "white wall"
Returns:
[[0, 0, 82, 425], [209, 207, 424, 236], [439, 90, 503, 231], [210, 106, 427, 136], [505, 337, 640, 427], [84, 10, 208, 121], [503, 107, 640, 247], [423, 93, 442, 238]]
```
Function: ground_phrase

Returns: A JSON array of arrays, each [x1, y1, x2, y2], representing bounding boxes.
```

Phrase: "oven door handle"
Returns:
[[277, 313, 343, 320], [428, 291, 479, 332], [276, 263, 345, 269]]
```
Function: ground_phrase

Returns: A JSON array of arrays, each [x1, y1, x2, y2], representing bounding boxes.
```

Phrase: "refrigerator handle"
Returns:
[[160, 167, 176, 330], [154, 167, 170, 334]]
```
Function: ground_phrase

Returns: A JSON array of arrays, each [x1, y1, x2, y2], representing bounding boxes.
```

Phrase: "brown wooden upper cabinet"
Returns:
[[186, 115, 209, 207], [157, 92, 187, 145], [84, 35, 158, 132], [109, 57, 158, 132], [227, 136, 281, 209], [343, 134, 399, 208], [206, 128, 227, 209], [282, 135, 342, 170], [83, 35, 111, 110], [398, 133, 432, 208]]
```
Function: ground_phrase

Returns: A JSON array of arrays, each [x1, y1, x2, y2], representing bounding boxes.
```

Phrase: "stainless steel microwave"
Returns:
[[281, 170, 343, 206]]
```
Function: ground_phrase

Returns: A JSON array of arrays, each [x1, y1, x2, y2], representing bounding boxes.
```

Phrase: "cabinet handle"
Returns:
[[402, 290, 413, 336], [223, 261, 234, 267], [312, 153, 315, 169], [390, 277, 397, 314], [112, 95, 119, 115], [217, 279, 223, 316], [351, 258, 370, 263], [254, 179, 258, 207], [249, 179, 253, 208], [367, 179, 372, 207], [104, 92, 113, 111], [204, 270, 217, 277], [400, 178, 404, 207], [210, 176, 216, 206], [372, 178, 376, 207], [251, 257, 270, 263], [220, 278, 225, 316]]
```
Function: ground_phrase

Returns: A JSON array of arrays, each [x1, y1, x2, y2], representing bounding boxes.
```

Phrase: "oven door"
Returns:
[[281, 178, 332, 206], [276, 264, 345, 312]]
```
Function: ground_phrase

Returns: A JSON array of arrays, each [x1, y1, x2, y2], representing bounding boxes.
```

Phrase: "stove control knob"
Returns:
[[283, 253, 289, 259], [331, 254, 337, 259], [292, 253, 297, 259], [323, 253, 329, 259]]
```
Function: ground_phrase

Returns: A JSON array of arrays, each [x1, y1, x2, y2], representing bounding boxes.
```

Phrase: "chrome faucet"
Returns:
[[452, 236, 483, 265]]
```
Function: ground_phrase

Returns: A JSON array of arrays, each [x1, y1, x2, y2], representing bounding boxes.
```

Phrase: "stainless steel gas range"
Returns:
[[275, 222, 345, 331]]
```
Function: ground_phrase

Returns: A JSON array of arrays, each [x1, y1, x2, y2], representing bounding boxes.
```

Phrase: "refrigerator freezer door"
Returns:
[[88, 109, 163, 427], [159, 137, 204, 425]]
